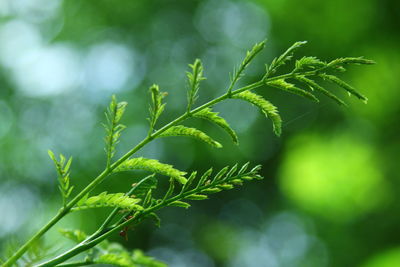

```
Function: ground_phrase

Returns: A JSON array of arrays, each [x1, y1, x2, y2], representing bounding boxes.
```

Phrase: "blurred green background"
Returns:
[[0, 0, 399, 266]]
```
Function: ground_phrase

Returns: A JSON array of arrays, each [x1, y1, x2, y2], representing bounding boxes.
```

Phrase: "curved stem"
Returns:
[[56, 260, 94, 267]]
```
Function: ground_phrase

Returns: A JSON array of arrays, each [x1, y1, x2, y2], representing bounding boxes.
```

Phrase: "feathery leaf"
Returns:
[[48, 150, 74, 207], [194, 108, 239, 145], [58, 229, 87, 243], [158, 125, 222, 148], [234, 91, 282, 136], [320, 74, 368, 102], [187, 59, 206, 111], [72, 192, 143, 211], [115, 157, 187, 184], [328, 57, 376, 67], [266, 41, 307, 77], [228, 40, 266, 93], [267, 79, 319, 102], [148, 84, 167, 133], [168, 201, 191, 209], [104, 95, 128, 168], [296, 76, 346, 106], [294, 56, 326, 71]]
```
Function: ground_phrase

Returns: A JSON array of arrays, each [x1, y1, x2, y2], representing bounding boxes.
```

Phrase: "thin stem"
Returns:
[[56, 260, 94, 267]]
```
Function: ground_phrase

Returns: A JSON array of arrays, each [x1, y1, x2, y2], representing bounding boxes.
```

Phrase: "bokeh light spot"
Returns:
[[361, 247, 400, 267], [279, 132, 390, 222]]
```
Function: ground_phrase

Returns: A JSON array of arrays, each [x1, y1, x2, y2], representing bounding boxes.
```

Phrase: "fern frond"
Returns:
[[265, 41, 307, 77], [96, 249, 166, 267], [73, 192, 143, 211], [115, 157, 187, 184], [168, 200, 191, 209], [294, 56, 326, 72], [267, 79, 319, 102], [104, 95, 128, 168], [186, 59, 206, 112], [131, 249, 167, 267], [158, 125, 222, 148], [233, 91, 282, 136], [228, 40, 266, 93], [320, 74, 368, 103], [97, 253, 134, 267], [148, 84, 167, 133], [155, 164, 262, 211], [48, 150, 74, 207], [194, 108, 239, 145], [327, 56, 375, 67], [296, 76, 346, 106], [58, 229, 87, 243], [167, 163, 263, 208]]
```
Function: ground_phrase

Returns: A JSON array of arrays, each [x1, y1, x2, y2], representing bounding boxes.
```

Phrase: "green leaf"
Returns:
[[132, 249, 167, 267], [72, 192, 143, 212], [104, 95, 128, 168], [320, 74, 368, 103], [194, 108, 239, 145], [197, 168, 213, 187], [267, 79, 319, 103], [266, 41, 307, 77], [328, 57, 376, 67], [148, 84, 167, 132], [97, 253, 134, 267], [58, 229, 87, 243], [238, 162, 250, 174], [202, 188, 222, 194], [229, 40, 266, 92], [168, 201, 191, 209], [158, 125, 222, 148], [115, 157, 187, 184], [185, 194, 208, 200], [296, 76, 346, 106], [217, 184, 234, 190], [95, 244, 166, 267], [187, 59, 206, 111], [48, 150, 74, 206], [294, 56, 326, 71], [233, 91, 282, 136]]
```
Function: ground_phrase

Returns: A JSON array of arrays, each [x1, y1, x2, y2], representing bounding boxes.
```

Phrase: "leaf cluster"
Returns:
[[48, 150, 74, 207]]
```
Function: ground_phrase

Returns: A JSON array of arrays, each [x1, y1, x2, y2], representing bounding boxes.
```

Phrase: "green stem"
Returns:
[[56, 260, 94, 267], [5, 69, 319, 267]]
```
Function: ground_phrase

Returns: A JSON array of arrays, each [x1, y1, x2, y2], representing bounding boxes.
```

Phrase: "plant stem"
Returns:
[[56, 260, 94, 267]]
